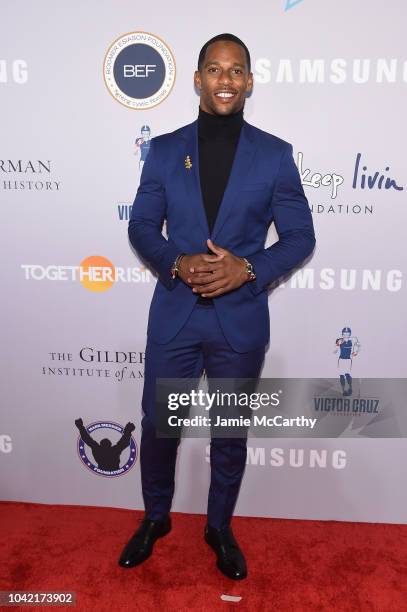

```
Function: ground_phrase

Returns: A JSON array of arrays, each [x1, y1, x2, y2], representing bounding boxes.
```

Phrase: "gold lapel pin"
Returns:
[[184, 155, 192, 169]]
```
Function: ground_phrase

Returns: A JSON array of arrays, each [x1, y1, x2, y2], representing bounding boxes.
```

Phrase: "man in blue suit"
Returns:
[[119, 33, 316, 580]]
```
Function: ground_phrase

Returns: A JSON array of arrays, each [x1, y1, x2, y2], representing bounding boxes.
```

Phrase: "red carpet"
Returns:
[[1, 501, 407, 611]]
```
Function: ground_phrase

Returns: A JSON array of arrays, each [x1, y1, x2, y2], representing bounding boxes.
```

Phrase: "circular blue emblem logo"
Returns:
[[104, 31, 176, 109], [77, 420, 137, 477]]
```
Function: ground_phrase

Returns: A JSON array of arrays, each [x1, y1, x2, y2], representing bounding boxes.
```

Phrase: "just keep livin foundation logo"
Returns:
[[103, 31, 176, 109], [21, 256, 154, 292]]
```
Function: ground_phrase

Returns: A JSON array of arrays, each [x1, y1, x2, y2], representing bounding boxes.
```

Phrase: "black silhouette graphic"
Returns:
[[75, 418, 135, 471]]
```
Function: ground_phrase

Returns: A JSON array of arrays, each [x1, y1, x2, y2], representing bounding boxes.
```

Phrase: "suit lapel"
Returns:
[[211, 120, 256, 241], [182, 120, 210, 239], [181, 119, 257, 243]]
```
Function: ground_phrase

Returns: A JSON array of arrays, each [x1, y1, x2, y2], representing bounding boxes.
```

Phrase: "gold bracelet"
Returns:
[[170, 253, 186, 279]]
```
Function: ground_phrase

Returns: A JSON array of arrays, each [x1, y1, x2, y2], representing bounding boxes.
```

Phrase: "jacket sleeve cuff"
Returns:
[[245, 251, 277, 296], [155, 239, 182, 291]]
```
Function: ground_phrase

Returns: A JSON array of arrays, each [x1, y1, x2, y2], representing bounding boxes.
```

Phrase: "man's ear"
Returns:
[[194, 69, 201, 90], [246, 72, 254, 93]]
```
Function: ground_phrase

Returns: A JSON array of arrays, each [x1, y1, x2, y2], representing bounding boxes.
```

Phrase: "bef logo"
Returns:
[[103, 31, 176, 110], [75, 418, 137, 477]]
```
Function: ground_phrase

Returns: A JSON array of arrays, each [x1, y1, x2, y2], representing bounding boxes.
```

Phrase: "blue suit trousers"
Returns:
[[140, 302, 266, 529]]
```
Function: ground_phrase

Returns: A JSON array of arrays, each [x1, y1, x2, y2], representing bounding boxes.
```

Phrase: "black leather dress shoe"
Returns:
[[204, 524, 247, 580], [118, 516, 171, 568]]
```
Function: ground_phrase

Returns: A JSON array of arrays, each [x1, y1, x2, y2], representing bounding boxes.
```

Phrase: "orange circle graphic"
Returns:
[[79, 256, 115, 292]]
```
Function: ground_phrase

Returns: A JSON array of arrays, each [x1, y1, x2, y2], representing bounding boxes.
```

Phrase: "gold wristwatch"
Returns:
[[243, 257, 256, 281]]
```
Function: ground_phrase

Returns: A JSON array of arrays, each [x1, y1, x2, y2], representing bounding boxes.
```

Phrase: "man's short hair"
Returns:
[[197, 33, 251, 72]]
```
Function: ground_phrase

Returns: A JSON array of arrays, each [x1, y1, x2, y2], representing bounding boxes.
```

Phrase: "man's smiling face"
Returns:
[[194, 40, 253, 116]]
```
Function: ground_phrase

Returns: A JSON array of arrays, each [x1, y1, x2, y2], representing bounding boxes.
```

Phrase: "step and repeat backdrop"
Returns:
[[1, 0, 406, 523]]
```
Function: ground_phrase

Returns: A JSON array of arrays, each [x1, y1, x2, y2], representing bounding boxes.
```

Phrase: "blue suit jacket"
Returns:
[[128, 118, 316, 353]]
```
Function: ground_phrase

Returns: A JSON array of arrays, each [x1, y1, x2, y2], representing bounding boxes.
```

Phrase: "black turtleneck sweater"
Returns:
[[196, 105, 244, 305]]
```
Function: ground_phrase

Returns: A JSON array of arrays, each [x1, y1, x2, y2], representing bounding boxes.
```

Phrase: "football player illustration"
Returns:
[[334, 327, 361, 396], [134, 125, 152, 172]]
